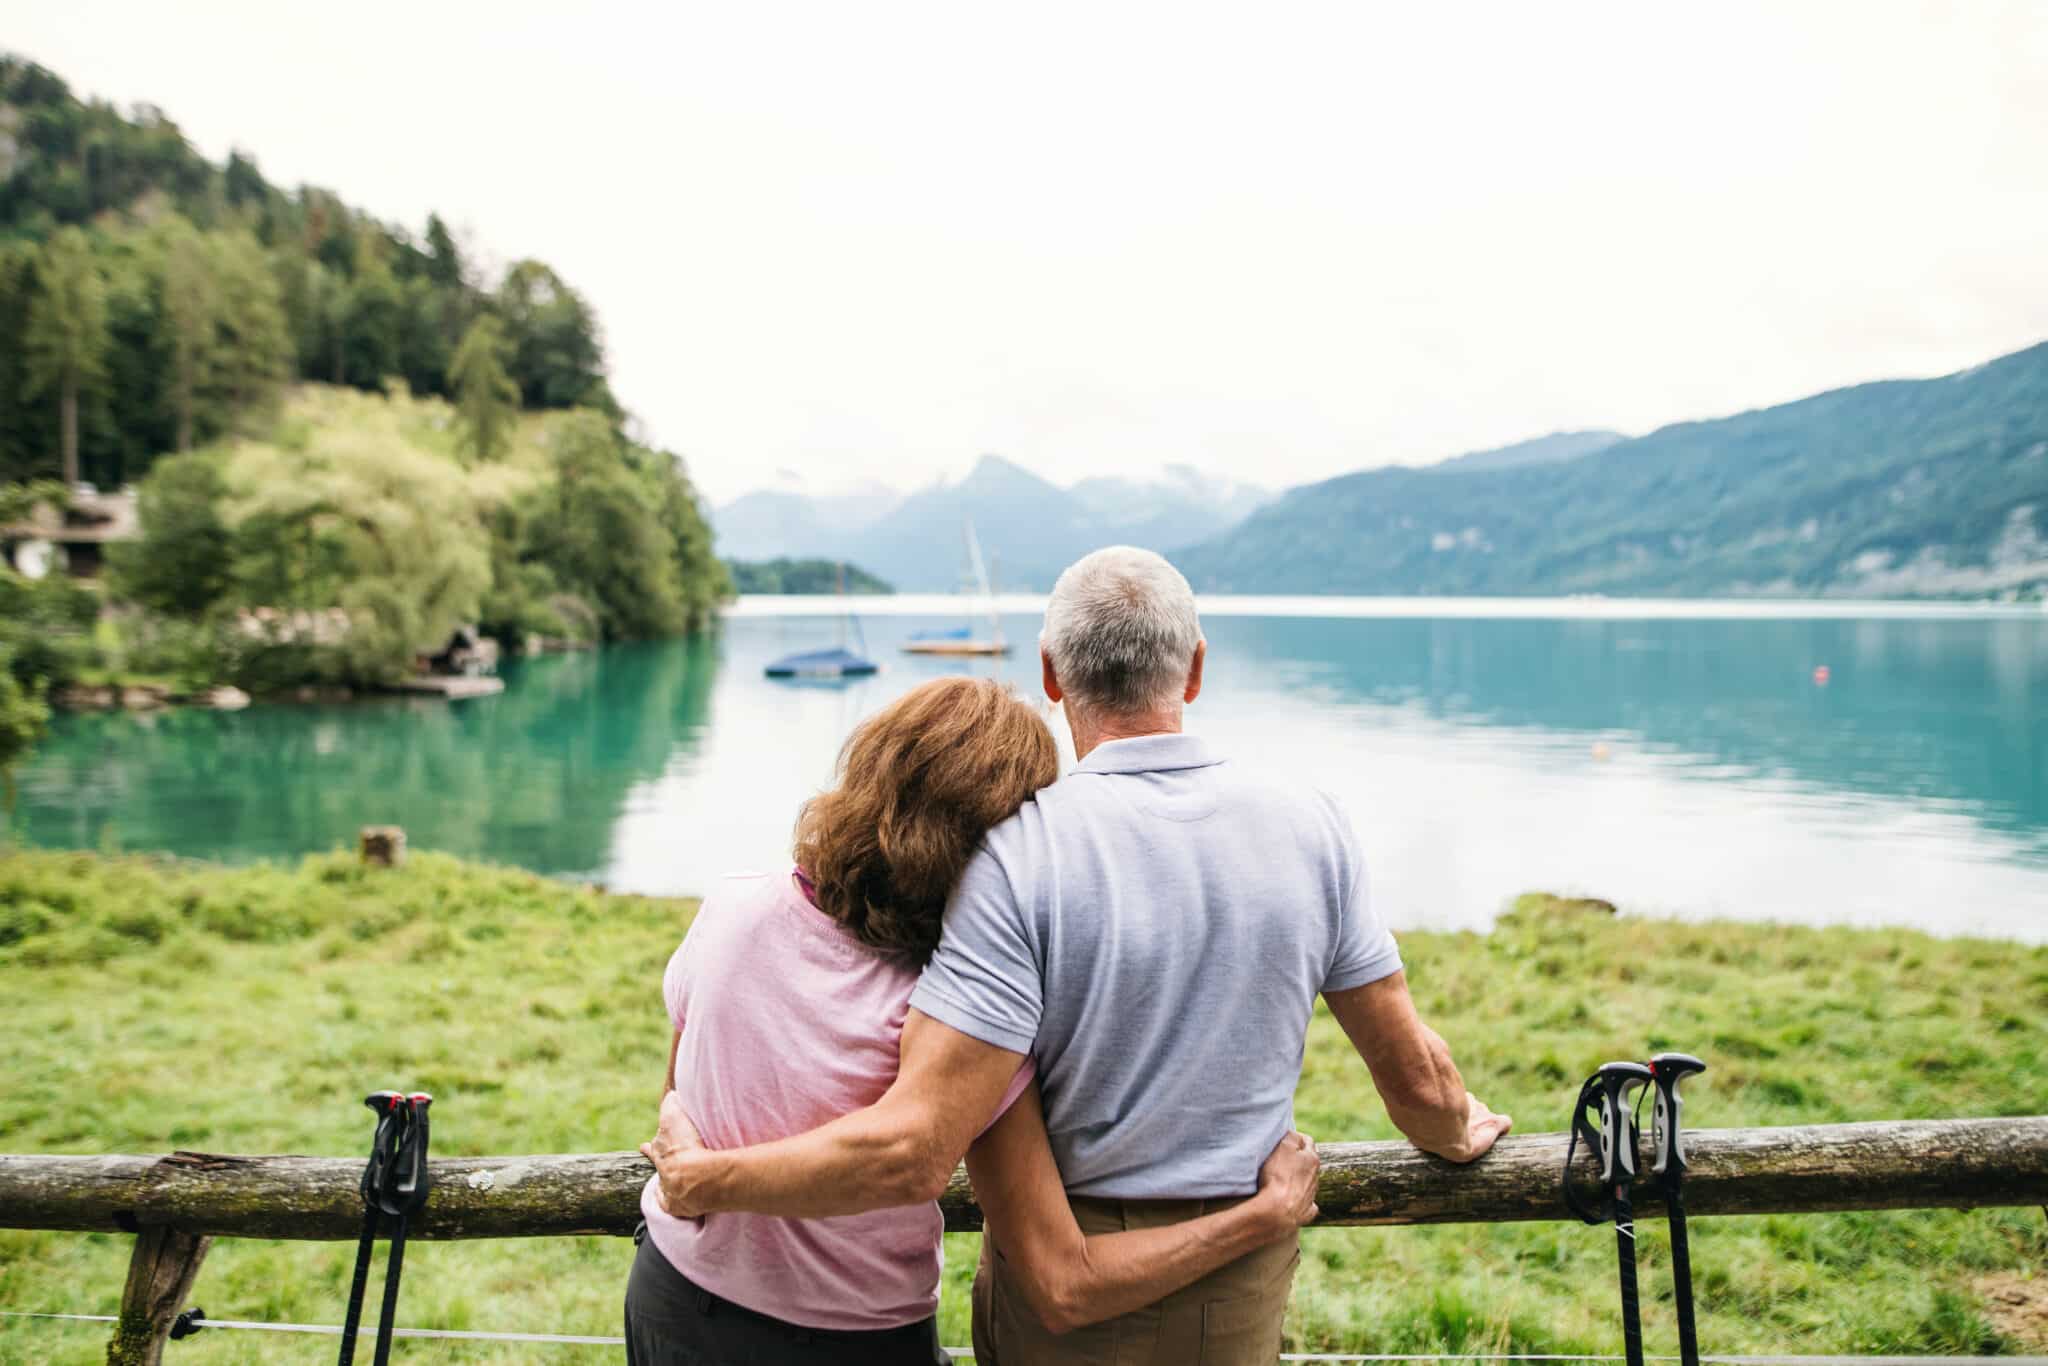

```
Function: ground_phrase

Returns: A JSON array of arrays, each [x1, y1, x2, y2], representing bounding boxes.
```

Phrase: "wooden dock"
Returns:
[[388, 675, 504, 699]]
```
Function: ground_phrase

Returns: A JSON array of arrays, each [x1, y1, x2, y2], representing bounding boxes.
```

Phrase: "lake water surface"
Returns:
[[13, 598, 2046, 942]]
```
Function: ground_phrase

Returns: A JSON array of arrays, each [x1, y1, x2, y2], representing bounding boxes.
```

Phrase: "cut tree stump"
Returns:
[[359, 826, 407, 868]]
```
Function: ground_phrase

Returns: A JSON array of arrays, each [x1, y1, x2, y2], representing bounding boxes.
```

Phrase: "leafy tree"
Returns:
[[21, 226, 108, 485], [523, 413, 686, 638], [0, 653, 51, 812], [223, 403, 504, 681], [108, 453, 233, 616], [497, 261, 614, 412], [649, 451, 732, 627], [448, 315, 520, 460], [159, 219, 218, 452]]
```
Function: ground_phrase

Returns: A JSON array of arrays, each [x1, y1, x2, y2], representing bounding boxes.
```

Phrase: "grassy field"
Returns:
[[1, 849, 2043, 1362]]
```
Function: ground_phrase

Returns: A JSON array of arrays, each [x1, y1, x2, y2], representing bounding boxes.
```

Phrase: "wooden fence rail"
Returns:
[[5, 1116, 2044, 1364]]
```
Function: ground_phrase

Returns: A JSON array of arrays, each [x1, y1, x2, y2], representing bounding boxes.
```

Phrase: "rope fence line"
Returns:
[[7, 1316, 2043, 1363]]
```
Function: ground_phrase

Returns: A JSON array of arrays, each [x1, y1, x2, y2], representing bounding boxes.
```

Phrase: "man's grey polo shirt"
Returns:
[[909, 732, 1402, 1198]]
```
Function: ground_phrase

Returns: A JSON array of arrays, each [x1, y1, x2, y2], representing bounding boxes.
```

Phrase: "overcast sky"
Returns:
[[12, 2, 2048, 503]]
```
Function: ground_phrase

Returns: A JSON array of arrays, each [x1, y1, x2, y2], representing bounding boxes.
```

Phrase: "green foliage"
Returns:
[[725, 557, 894, 594], [0, 853, 2042, 1360], [447, 315, 519, 460], [522, 415, 688, 638], [0, 56, 611, 488], [0, 649, 51, 808], [19, 225, 107, 483], [0, 56, 726, 702], [220, 396, 507, 683], [1178, 342, 2048, 599], [108, 453, 232, 614], [0, 569, 97, 783], [495, 260, 615, 413]]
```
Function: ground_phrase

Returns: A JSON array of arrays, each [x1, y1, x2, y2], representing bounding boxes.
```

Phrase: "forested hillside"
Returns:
[[0, 58, 622, 489], [1175, 343, 2048, 598], [0, 56, 726, 786]]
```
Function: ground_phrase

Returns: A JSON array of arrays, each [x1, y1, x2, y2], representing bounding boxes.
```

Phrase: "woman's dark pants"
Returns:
[[625, 1228, 951, 1365]]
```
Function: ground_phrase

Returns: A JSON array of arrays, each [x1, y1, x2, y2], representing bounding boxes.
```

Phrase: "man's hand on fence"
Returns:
[[640, 1092, 709, 1219], [1253, 1129, 1320, 1235], [1444, 1092, 1512, 1163]]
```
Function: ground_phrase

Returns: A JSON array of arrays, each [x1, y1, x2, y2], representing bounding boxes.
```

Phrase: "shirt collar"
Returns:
[[1075, 732, 1224, 776]]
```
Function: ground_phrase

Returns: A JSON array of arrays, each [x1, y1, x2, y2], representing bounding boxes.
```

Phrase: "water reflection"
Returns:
[[15, 637, 719, 877], [11, 608, 2045, 942]]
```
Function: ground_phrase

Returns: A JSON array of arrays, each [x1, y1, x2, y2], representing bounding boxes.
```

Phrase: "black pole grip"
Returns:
[[1650, 1053, 1706, 1179]]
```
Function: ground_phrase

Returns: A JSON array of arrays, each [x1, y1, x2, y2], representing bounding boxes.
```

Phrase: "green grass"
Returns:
[[1, 854, 2044, 1362]]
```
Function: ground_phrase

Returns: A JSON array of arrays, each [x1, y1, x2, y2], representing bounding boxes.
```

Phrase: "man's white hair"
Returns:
[[1042, 546, 1203, 715]]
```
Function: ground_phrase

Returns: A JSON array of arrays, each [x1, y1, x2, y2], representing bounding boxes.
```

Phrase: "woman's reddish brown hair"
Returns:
[[795, 677, 1058, 966]]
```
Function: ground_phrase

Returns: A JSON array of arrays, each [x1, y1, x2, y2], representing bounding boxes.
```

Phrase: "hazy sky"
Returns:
[[12, 2, 2048, 503]]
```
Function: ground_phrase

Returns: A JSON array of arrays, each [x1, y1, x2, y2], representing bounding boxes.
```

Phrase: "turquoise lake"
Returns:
[[12, 598, 2046, 942]]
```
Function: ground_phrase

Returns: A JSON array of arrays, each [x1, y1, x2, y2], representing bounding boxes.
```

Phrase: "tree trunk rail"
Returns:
[[1, 1116, 2041, 1242]]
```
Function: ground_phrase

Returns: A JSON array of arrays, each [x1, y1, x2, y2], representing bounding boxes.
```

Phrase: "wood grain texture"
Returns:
[[104, 1227, 210, 1366], [2, 1117, 2041, 1241]]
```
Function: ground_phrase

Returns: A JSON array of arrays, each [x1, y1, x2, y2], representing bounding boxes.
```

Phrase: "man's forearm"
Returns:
[[1383, 1024, 1473, 1158]]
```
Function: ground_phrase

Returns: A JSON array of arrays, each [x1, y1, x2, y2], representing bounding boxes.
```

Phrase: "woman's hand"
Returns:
[[640, 1091, 708, 1218], [1252, 1129, 1319, 1238]]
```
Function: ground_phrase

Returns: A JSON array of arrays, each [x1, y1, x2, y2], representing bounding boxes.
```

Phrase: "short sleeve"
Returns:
[[908, 845, 1043, 1055], [1321, 800, 1404, 993], [975, 1057, 1038, 1139], [661, 940, 690, 1032]]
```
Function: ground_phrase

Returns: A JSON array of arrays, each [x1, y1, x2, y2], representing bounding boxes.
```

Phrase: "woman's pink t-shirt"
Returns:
[[640, 869, 1031, 1331]]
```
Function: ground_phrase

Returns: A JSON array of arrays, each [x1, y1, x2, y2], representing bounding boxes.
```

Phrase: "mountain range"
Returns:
[[715, 340, 2048, 599], [714, 461, 1271, 591], [1176, 342, 2048, 598]]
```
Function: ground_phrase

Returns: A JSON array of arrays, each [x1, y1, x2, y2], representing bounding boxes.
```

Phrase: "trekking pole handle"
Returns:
[[1649, 1053, 1706, 1178], [1596, 1061, 1654, 1185]]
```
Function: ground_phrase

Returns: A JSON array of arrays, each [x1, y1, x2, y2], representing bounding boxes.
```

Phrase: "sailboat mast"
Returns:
[[963, 518, 1001, 646]]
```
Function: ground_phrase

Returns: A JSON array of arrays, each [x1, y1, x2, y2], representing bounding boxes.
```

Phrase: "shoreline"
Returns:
[[725, 591, 2048, 621]]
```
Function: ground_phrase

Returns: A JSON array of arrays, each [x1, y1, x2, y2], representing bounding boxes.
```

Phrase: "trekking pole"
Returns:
[[1565, 1061, 1654, 1366], [1650, 1053, 1707, 1366], [338, 1092, 404, 1366], [370, 1093, 431, 1366], [338, 1090, 434, 1366]]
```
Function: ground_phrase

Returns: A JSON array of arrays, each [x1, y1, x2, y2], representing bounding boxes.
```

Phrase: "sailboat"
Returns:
[[764, 564, 881, 679], [902, 519, 1010, 657]]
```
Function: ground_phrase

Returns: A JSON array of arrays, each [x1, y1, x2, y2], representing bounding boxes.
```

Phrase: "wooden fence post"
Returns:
[[105, 1227, 210, 1366]]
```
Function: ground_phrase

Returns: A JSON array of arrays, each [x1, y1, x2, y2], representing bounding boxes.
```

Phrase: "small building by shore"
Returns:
[[1, 485, 139, 580]]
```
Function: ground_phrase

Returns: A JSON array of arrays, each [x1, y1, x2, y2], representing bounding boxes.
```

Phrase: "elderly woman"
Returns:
[[626, 675, 1318, 1365]]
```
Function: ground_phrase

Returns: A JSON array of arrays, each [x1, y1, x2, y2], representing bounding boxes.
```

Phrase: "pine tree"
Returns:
[[21, 227, 108, 485], [161, 220, 219, 453], [448, 315, 520, 460]]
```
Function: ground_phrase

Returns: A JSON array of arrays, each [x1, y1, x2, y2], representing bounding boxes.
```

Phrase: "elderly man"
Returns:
[[648, 546, 1509, 1364]]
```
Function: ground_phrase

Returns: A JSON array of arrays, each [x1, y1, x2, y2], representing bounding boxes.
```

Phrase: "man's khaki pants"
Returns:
[[971, 1194, 1299, 1366]]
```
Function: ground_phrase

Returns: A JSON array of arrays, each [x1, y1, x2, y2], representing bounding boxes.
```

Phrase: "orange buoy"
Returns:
[[1813, 665, 1830, 686]]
